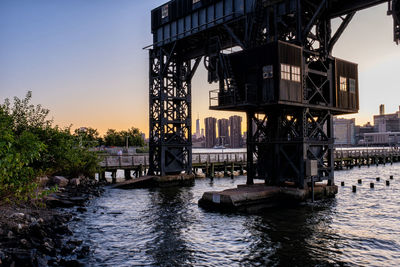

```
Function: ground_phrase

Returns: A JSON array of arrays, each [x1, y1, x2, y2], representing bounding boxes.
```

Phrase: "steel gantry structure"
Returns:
[[148, 0, 399, 187]]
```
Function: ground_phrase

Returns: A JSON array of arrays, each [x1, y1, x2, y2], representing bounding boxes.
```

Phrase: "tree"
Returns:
[[1, 91, 52, 134], [103, 127, 145, 147], [74, 127, 103, 147]]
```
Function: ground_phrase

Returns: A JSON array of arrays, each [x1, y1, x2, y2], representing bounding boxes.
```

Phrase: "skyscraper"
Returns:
[[229, 115, 242, 148], [217, 118, 229, 146], [204, 117, 217, 148], [195, 114, 200, 139]]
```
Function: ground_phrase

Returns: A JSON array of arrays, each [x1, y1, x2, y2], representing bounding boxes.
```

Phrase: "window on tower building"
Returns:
[[281, 64, 291, 80], [291, 66, 301, 83], [162, 4, 169, 19]]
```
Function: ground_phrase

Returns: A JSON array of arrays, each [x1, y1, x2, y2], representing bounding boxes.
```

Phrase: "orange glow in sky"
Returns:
[[1, 1, 399, 136]]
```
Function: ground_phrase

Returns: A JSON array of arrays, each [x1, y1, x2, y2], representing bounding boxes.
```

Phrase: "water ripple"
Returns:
[[68, 163, 400, 266]]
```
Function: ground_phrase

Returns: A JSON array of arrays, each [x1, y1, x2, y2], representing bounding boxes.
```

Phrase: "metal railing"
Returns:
[[99, 148, 400, 169]]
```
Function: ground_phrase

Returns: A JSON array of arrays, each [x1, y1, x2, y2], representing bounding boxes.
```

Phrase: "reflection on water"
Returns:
[[70, 163, 400, 266]]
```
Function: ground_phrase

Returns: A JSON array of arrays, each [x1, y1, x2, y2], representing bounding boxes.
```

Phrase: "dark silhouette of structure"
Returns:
[[205, 117, 217, 148], [229, 115, 242, 148], [148, 0, 400, 188], [217, 118, 230, 146]]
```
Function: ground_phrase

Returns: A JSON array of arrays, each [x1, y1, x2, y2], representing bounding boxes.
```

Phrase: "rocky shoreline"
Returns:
[[0, 177, 105, 267]]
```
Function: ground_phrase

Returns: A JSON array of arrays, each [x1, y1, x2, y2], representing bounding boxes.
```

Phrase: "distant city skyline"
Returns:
[[1, 1, 400, 135]]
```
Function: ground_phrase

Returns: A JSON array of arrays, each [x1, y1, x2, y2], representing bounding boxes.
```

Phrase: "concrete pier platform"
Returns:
[[198, 183, 338, 213], [112, 174, 195, 189]]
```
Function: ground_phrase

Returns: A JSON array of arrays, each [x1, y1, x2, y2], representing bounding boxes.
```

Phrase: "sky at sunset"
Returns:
[[1, 0, 399, 136]]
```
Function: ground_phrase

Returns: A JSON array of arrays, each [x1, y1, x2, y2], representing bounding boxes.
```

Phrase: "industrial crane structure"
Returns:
[[148, 0, 400, 188]]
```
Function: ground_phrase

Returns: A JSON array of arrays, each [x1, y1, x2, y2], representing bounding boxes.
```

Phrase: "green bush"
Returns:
[[0, 92, 100, 201], [0, 107, 45, 201], [136, 146, 149, 153]]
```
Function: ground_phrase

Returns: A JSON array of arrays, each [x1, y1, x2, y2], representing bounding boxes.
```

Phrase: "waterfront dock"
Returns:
[[99, 147, 400, 182]]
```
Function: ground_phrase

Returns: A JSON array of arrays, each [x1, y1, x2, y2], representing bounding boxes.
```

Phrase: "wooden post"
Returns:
[[224, 161, 228, 177], [231, 162, 234, 179], [100, 171, 107, 183], [210, 163, 215, 179], [112, 171, 117, 184], [139, 164, 143, 177], [124, 169, 131, 180]]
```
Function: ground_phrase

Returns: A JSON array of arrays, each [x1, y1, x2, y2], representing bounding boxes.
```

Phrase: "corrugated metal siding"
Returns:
[[227, 41, 304, 105], [335, 58, 359, 111], [228, 42, 278, 104], [151, 0, 254, 46], [278, 42, 302, 103]]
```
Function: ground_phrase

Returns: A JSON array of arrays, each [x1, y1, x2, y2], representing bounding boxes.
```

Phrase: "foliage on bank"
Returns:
[[0, 92, 100, 202], [103, 128, 145, 147], [74, 127, 145, 148]]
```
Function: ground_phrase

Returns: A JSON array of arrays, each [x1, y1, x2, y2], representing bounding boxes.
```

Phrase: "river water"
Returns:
[[69, 163, 400, 266]]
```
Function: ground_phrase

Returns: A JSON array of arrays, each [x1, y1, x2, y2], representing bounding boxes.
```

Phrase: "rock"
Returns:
[[11, 213, 25, 220], [77, 245, 90, 259], [46, 196, 75, 208], [61, 243, 76, 255], [38, 176, 50, 186], [16, 223, 27, 233], [35, 255, 48, 267], [9, 248, 33, 265], [60, 259, 81, 267], [67, 239, 83, 246], [7, 230, 14, 239], [52, 176, 69, 187], [69, 197, 87, 206], [29, 221, 47, 239], [43, 241, 55, 255], [56, 224, 72, 235], [70, 178, 80, 186], [20, 239, 28, 247], [37, 218, 44, 224], [77, 207, 87, 213]]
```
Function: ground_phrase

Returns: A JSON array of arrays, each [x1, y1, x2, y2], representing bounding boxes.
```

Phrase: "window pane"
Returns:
[[291, 66, 301, 83], [162, 4, 169, 19], [349, 78, 356, 93], [281, 64, 291, 81], [340, 76, 347, 92]]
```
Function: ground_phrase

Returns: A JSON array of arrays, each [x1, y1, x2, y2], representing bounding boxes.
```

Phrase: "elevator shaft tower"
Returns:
[[148, 0, 399, 187]]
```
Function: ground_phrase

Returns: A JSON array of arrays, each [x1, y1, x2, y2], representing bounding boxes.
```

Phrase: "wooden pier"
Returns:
[[98, 147, 400, 182], [333, 148, 400, 169]]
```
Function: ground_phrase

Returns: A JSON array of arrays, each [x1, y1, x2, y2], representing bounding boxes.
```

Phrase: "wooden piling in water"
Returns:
[[112, 171, 117, 184], [139, 164, 143, 177], [124, 169, 131, 180]]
